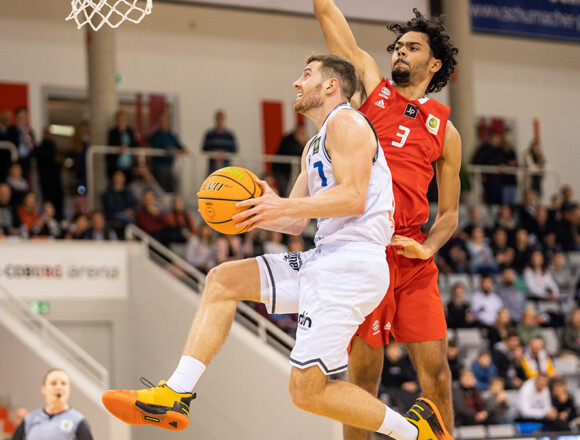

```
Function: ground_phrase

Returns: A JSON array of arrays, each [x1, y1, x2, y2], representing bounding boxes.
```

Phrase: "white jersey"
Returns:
[[306, 102, 395, 247]]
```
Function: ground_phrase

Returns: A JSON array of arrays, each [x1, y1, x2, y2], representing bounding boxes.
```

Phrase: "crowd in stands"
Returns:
[[2, 106, 580, 434]]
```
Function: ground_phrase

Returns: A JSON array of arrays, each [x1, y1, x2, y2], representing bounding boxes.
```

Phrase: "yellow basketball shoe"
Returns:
[[102, 379, 195, 431], [404, 398, 453, 440]]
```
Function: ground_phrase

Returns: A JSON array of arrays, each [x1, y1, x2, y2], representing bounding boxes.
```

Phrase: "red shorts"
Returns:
[[355, 229, 447, 348]]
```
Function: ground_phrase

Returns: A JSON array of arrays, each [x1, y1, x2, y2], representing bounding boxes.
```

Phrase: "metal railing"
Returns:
[[465, 164, 560, 205], [0, 140, 17, 162], [125, 224, 296, 353], [0, 284, 109, 388]]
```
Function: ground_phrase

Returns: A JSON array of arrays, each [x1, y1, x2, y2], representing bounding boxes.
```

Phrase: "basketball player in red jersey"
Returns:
[[313, 3, 461, 440]]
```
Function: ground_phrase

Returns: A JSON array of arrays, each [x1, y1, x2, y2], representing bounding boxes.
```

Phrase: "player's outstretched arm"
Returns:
[[391, 121, 461, 259], [313, 0, 382, 96]]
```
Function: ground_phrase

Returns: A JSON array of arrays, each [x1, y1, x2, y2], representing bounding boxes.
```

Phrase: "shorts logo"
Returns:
[[404, 103, 418, 119], [298, 311, 312, 330], [283, 252, 303, 271], [384, 322, 391, 331], [372, 320, 380, 332]]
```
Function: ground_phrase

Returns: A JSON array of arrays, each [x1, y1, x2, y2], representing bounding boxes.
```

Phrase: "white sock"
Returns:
[[376, 405, 418, 440], [166, 356, 206, 393]]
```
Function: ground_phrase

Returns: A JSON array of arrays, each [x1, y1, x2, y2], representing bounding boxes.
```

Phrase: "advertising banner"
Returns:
[[471, 0, 580, 43], [0, 242, 129, 300]]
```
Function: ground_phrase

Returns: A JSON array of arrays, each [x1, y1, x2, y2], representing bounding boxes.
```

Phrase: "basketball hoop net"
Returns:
[[66, 0, 152, 31]]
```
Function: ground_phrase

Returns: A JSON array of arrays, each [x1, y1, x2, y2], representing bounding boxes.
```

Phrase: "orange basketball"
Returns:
[[198, 166, 263, 235]]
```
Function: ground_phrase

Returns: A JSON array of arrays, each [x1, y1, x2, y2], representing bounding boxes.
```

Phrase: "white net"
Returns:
[[66, 0, 153, 31]]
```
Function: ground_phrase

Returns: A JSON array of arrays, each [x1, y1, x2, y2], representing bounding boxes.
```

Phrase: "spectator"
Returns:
[[562, 308, 580, 355], [85, 211, 117, 241], [272, 123, 307, 196], [461, 206, 488, 239], [447, 338, 464, 381], [490, 228, 514, 271], [185, 223, 218, 274], [512, 229, 535, 274], [148, 108, 185, 192], [556, 205, 580, 252], [135, 189, 182, 247], [492, 332, 525, 389], [129, 162, 167, 210], [12, 368, 94, 440], [6, 106, 35, 181], [494, 205, 518, 244], [36, 201, 62, 238], [550, 377, 577, 430], [17, 192, 41, 236], [471, 350, 498, 391], [436, 233, 469, 274], [524, 139, 547, 198], [529, 205, 551, 247], [549, 251, 576, 296], [6, 162, 29, 207], [497, 268, 527, 322], [453, 369, 489, 426], [202, 110, 238, 175], [10, 407, 28, 432], [472, 130, 505, 205], [0, 183, 19, 236], [517, 308, 545, 347], [102, 170, 137, 237], [287, 234, 306, 252], [72, 120, 90, 189], [484, 377, 511, 424], [106, 109, 138, 179], [263, 231, 288, 254], [518, 189, 539, 236], [500, 135, 518, 206], [516, 374, 568, 431], [216, 233, 243, 264], [35, 127, 64, 220], [521, 337, 557, 379], [488, 308, 515, 348], [380, 343, 420, 413], [165, 195, 197, 242], [65, 213, 90, 240], [470, 275, 504, 327], [241, 229, 265, 258], [548, 193, 564, 226], [465, 226, 499, 274], [446, 282, 475, 329], [560, 185, 577, 215], [524, 250, 560, 301], [0, 110, 13, 182]]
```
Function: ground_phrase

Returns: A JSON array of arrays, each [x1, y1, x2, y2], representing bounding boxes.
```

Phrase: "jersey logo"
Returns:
[[374, 99, 385, 109], [404, 103, 418, 119], [60, 420, 74, 432], [379, 87, 391, 99], [283, 252, 303, 271], [426, 114, 441, 135], [312, 137, 320, 155]]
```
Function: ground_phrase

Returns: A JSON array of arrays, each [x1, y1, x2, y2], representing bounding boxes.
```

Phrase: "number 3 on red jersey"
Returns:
[[391, 125, 410, 148]]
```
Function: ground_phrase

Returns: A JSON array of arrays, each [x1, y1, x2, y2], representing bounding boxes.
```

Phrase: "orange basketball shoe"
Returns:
[[102, 379, 195, 431], [404, 398, 453, 440]]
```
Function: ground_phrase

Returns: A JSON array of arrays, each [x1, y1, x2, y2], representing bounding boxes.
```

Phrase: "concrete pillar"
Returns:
[[86, 27, 118, 209], [441, 0, 476, 164]]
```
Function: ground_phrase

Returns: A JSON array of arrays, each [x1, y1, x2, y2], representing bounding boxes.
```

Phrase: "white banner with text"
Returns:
[[0, 242, 129, 300]]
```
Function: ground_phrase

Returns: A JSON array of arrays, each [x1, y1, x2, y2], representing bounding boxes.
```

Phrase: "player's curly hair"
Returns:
[[386, 8, 458, 94]]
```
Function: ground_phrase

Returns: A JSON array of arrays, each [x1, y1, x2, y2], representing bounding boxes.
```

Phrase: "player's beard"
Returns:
[[293, 83, 323, 114], [391, 67, 411, 85]]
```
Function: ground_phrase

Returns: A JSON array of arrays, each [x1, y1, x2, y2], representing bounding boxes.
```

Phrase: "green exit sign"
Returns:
[[29, 301, 51, 315]]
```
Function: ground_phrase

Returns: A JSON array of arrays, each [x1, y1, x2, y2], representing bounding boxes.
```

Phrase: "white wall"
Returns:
[[0, 0, 578, 196]]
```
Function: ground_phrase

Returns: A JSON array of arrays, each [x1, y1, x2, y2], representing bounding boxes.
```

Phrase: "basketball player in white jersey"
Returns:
[[102, 54, 446, 440]]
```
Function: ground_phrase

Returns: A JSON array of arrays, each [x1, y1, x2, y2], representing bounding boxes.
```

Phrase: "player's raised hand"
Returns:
[[389, 235, 434, 260], [233, 179, 287, 230]]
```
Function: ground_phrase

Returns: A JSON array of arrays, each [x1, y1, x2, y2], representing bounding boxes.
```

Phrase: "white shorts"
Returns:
[[256, 241, 389, 375]]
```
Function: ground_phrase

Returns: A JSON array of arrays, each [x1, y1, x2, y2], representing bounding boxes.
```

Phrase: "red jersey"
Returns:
[[359, 79, 450, 233]]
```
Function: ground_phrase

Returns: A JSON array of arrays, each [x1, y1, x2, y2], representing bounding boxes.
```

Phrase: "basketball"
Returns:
[[198, 166, 263, 235]]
